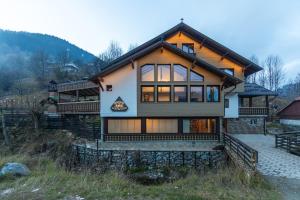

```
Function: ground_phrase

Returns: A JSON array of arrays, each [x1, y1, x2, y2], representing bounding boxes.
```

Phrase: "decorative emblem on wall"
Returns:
[[111, 97, 128, 112]]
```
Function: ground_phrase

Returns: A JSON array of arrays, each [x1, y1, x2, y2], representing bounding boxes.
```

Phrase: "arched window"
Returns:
[[174, 64, 187, 81], [141, 64, 154, 81], [190, 70, 204, 82]]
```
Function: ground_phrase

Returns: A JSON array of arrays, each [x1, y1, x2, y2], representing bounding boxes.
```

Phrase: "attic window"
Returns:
[[182, 43, 194, 54], [170, 43, 177, 48], [106, 85, 112, 91], [221, 68, 234, 76], [190, 70, 204, 82]]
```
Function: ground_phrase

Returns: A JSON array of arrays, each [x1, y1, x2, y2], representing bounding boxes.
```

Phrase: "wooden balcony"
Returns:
[[239, 107, 268, 116], [57, 101, 100, 114], [57, 80, 98, 92]]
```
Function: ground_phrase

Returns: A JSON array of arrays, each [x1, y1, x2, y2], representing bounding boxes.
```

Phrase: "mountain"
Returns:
[[0, 29, 97, 63]]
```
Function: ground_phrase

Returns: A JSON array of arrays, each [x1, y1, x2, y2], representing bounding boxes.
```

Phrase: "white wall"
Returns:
[[224, 93, 239, 118], [100, 65, 137, 117], [280, 119, 300, 126]]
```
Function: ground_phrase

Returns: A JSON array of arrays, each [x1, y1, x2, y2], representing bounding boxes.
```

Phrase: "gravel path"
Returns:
[[234, 134, 300, 200]]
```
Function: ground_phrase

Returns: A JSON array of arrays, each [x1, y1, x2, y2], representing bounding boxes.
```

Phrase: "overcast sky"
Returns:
[[0, 0, 299, 81]]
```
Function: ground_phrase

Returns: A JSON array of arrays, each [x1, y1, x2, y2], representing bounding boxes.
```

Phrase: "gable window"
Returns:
[[190, 70, 204, 81], [221, 68, 234, 76], [174, 64, 187, 81], [182, 43, 194, 54], [174, 86, 187, 102], [170, 43, 177, 48], [157, 64, 171, 82], [207, 86, 220, 102], [157, 86, 171, 102], [190, 86, 204, 102], [141, 64, 154, 82], [141, 86, 155, 102]]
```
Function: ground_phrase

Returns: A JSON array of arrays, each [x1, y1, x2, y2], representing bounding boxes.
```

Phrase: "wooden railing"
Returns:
[[104, 133, 220, 142], [57, 101, 99, 114], [239, 107, 268, 116], [223, 133, 258, 171], [57, 80, 98, 92], [275, 131, 300, 156]]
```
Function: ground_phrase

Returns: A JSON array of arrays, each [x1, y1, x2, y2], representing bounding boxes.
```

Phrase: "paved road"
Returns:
[[234, 134, 300, 200]]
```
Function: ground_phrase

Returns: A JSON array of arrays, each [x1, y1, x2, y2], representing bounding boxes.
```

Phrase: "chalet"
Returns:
[[277, 97, 300, 126], [75, 22, 276, 141]]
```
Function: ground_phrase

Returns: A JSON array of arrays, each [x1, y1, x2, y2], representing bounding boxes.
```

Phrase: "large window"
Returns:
[[207, 86, 220, 102], [174, 64, 187, 81], [174, 86, 187, 102], [108, 119, 141, 134], [183, 119, 216, 134], [141, 64, 154, 81], [157, 86, 171, 102], [190, 86, 203, 102], [157, 64, 171, 82], [146, 119, 178, 133], [190, 70, 204, 81], [141, 86, 154, 102], [182, 43, 194, 54]]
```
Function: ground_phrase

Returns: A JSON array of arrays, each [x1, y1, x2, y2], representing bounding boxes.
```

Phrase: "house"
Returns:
[[87, 22, 275, 141], [277, 97, 300, 126]]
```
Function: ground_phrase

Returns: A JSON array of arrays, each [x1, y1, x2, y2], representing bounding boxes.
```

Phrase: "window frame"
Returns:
[[173, 64, 188, 82], [141, 85, 155, 103], [173, 85, 188, 102], [190, 69, 204, 82], [157, 85, 171, 102], [190, 85, 204, 102], [140, 64, 155, 82], [170, 43, 177, 48], [206, 85, 220, 102], [157, 64, 171, 82], [182, 43, 194, 54]]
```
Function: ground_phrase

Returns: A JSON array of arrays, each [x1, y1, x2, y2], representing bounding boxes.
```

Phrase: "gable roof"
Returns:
[[90, 41, 242, 88], [239, 83, 278, 97], [277, 98, 300, 119], [93, 22, 262, 77]]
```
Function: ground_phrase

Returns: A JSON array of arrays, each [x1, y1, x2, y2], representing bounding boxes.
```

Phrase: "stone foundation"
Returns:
[[227, 117, 265, 134]]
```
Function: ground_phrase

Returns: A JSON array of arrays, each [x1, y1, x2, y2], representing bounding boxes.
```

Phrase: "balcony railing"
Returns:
[[57, 101, 100, 114], [57, 80, 98, 92], [239, 107, 268, 116]]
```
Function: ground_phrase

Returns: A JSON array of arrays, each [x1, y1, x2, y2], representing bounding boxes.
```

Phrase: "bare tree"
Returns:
[[99, 41, 123, 65], [127, 43, 139, 52], [258, 65, 267, 88], [247, 55, 259, 83], [264, 55, 284, 92], [29, 50, 49, 87]]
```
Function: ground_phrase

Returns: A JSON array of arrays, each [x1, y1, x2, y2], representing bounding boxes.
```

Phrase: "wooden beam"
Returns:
[[199, 38, 206, 49], [220, 52, 229, 61], [160, 47, 164, 53], [243, 64, 252, 72], [131, 59, 135, 69], [191, 59, 196, 69]]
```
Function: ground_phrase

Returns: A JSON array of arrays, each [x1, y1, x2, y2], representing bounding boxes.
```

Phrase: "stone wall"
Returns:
[[227, 117, 265, 134], [72, 145, 226, 170]]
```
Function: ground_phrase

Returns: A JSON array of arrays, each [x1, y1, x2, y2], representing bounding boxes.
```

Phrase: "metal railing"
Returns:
[[57, 101, 100, 114], [104, 133, 220, 142], [239, 107, 268, 116], [275, 131, 300, 156], [223, 133, 258, 171]]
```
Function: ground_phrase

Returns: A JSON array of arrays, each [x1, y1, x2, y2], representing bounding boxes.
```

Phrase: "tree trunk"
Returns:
[[1, 114, 11, 147]]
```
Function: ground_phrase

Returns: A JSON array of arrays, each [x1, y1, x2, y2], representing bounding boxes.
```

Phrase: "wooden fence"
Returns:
[[275, 131, 300, 156], [239, 107, 268, 116], [223, 133, 258, 171]]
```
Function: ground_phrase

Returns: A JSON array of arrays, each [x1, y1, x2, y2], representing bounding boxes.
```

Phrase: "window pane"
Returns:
[[207, 86, 219, 102], [190, 86, 203, 102], [221, 68, 234, 76], [141, 86, 154, 102], [158, 65, 170, 82], [108, 119, 141, 133], [182, 44, 194, 54], [183, 119, 216, 134], [146, 119, 178, 133], [174, 64, 187, 81], [190, 70, 204, 81], [141, 64, 154, 81], [174, 86, 187, 102], [157, 86, 170, 102]]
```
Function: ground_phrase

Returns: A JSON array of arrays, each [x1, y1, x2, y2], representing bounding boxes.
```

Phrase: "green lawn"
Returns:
[[0, 153, 281, 200]]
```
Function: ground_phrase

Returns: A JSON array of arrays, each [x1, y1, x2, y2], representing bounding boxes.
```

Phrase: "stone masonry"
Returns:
[[227, 117, 265, 134]]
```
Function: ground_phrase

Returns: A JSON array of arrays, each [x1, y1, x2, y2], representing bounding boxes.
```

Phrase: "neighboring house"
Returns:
[[277, 97, 300, 126], [86, 22, 276, 141]]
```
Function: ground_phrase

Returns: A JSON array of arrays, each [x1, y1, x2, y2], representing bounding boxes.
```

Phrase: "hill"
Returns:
[[0, 29, 97, 63]]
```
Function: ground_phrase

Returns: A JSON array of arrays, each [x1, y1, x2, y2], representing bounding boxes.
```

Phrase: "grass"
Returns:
[[0, 153, 281, 200]]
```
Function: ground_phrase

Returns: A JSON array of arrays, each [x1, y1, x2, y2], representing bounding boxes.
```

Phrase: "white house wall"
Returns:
[[100, 64, 137, 117], [224, 93, 239, 118]]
